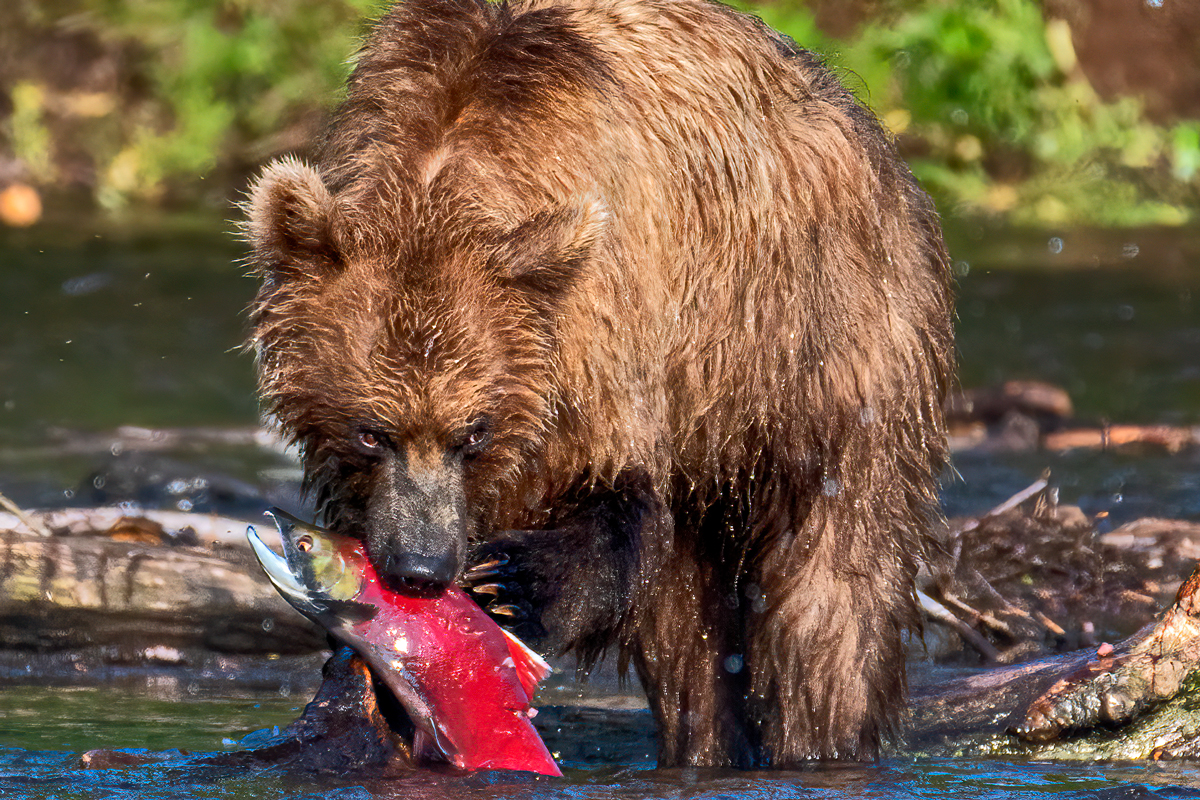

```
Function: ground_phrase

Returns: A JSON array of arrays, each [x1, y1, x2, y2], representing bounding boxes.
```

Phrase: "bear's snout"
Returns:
[[365, 445, 467, 591]]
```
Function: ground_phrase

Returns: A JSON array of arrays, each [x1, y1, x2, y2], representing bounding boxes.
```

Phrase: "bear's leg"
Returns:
[[628, 540, 764, 768], [465, 469, 669, 668], [744, 501, 918, 763]]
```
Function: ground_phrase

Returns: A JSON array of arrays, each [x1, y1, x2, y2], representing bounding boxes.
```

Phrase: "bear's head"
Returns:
[[244, 156, 606, 589]]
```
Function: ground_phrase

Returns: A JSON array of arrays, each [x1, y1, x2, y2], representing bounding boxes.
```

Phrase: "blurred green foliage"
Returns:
[[4, 0, 1198, 224], [88, 0, 390, 207], [735, 0, 1200, 225], [1, 0, 387, 208]]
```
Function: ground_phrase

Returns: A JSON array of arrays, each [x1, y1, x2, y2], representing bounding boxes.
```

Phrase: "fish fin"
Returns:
[[500, 628, 552, 698]]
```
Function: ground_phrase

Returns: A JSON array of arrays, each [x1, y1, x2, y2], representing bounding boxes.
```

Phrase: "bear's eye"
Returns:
[[456, 417, 493, 457], [355, 429, 384, 452]]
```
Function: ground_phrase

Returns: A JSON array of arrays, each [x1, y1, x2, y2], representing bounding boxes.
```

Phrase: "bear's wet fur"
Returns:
[[245, 0, 953, 767]]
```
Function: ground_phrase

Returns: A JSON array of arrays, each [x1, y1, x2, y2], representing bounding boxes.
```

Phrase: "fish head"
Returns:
[[247, 507, 375, 627]]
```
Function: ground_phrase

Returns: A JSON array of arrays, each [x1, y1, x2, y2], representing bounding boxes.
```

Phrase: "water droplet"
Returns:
[[1048, 237, 1064, 255], [1117, 304, 1135, 322], [723, 654, 744, 674], [261, 617, 274, 632], [1122, 243, 1139, 259]]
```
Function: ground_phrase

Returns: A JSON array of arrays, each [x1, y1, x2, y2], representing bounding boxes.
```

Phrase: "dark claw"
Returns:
[[470, 583, 504, 597], [462, 555, 510, 582]]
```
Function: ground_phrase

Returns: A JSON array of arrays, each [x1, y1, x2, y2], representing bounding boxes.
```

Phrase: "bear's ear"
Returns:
[[488, 199, 608, 304], [244, 157, 338, 282]]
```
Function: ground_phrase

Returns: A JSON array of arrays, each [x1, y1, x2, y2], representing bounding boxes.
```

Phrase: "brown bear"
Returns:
[[245, 0, 953, 768]]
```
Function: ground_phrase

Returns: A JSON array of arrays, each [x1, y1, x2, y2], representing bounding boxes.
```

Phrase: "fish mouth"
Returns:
[[247, 525, 315, 609], [247, 520, 377, 626]]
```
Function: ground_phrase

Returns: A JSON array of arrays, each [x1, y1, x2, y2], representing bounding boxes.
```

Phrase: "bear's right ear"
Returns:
[[487, 199, 609, 307], [244, 157, 338, 282]]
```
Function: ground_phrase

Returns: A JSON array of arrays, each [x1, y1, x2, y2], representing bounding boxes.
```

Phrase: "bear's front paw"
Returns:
[[462, 533, 554, 640]]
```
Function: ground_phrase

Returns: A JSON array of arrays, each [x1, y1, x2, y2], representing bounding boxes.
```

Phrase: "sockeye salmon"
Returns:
[[247, 508, 561, 776]]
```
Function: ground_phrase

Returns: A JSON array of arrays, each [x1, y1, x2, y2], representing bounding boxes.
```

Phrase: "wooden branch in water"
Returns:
[[918, 590, 1002, 662], [0, 490, 52, 537], [909, 562, 1200, 760], [1044, 425, 1200, 454]]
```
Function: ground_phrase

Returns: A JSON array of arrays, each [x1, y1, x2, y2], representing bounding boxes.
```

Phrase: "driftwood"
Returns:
[[909, 563, 1200, 760], [920, 477, 1200, 664], [947, 380, 1200, 455], [0, 506, 327, 685]]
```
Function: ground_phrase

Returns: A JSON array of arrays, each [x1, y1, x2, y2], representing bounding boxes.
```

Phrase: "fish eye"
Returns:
[[296, 534, 314, 552]]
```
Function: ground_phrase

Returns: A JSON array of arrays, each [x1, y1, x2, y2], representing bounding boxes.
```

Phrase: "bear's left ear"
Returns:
[[488, 198, 609, 305], [244, 156, 339, 283]]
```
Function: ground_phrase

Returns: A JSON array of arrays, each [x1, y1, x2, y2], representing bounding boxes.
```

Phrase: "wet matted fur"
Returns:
[[245, 0, 953, 767]]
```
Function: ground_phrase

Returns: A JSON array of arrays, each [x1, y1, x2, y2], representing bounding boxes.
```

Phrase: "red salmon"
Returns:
[[248, 509, 561, 776]]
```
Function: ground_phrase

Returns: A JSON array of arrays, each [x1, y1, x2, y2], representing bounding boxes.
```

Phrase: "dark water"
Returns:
[[7, 748, 1200, 799], [1, 216, 1199, 797], [3, 686, 1200, 798]]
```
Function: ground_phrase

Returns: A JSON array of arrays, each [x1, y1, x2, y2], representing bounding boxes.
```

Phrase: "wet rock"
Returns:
[[205, 648, 412, 774]]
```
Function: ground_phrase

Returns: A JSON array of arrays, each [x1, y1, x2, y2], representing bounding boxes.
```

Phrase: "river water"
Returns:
[[1, 215, 1199, 797]]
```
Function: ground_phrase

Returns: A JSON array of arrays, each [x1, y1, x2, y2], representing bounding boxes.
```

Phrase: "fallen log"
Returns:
[[0, 511, 327, 682], [909, 562, 1200, 760]]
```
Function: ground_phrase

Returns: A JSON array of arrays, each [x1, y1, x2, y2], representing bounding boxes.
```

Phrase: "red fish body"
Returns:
[[248, 510, 561, 776], [343, 564, 558, 774]]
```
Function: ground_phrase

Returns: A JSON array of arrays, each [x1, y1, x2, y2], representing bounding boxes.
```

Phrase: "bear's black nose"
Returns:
[[379, 549, 458, 590]]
